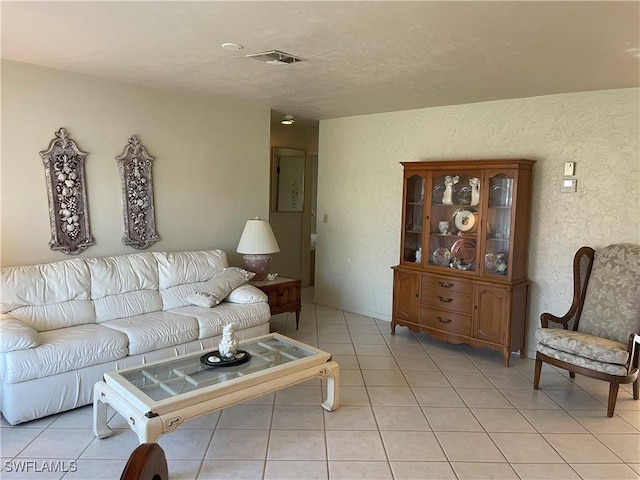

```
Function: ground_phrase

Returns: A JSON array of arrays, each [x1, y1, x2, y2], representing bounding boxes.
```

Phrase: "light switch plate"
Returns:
[[564, 162, 575, 176], [561, 178, 577, 192]]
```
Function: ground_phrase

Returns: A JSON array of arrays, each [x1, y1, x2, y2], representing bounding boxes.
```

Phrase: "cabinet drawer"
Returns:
[[267, 285, 299, 309], [420, 307, 471, 336], [421, 275, 472, 295], [421, 288, 472, 314]]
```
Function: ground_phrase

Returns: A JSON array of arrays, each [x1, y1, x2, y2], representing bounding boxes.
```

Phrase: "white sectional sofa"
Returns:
[[0, 250, 271, 425]]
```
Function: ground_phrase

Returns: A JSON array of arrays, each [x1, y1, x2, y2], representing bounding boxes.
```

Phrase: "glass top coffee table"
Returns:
[[93, 333, 339, 444]]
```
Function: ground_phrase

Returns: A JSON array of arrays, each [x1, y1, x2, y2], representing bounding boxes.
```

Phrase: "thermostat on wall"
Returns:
[[561, 178, 577, 193], [564, 162, 575, 176]]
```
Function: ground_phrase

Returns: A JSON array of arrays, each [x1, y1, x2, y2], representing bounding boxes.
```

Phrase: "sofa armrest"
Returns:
[[225, 284, 268, 304], [0, 315, 41, 353]]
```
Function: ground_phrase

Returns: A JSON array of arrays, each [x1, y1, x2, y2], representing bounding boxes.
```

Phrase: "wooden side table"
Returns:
[[249, 277, 302, 330]]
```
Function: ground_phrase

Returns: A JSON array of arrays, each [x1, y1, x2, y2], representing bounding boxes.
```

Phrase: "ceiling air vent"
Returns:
[[246, 50, 306, 65]]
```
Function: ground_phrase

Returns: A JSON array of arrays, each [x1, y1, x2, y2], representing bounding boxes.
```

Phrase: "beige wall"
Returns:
[[4, 60, 638, 358], [1, 61, 271, 267], [315, 88, 640, 357]]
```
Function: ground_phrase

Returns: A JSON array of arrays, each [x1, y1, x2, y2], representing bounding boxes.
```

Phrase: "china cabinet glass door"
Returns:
[[428, 171, 482, 271], [483, 173, 514, 277], [402, 174, 425, 264]]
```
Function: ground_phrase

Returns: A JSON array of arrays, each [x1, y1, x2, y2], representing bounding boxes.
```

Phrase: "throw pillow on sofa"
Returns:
[[184, 291, 218, 308], [226, 284, 268, 304], [186, 267, 255, 307]]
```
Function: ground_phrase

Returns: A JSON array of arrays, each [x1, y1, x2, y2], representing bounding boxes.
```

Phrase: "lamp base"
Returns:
[[242, 254, 271, 281]]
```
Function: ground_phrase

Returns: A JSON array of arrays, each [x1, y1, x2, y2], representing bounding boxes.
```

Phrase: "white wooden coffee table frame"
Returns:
[[93, 333, 339, 444]]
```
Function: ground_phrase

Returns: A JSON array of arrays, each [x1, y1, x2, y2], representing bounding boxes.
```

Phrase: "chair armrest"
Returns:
[[627, 332, 640, 372], [0, 315, 41, 353], [540, 312, 573, 329]]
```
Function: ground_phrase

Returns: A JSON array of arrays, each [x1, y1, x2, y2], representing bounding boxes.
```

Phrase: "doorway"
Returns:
[[309, 154, 318, 286]]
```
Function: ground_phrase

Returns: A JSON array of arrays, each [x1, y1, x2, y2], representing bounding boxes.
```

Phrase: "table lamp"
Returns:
[[236, 217, 280, 281]]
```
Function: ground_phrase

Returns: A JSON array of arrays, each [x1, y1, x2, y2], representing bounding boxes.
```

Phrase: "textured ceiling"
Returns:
[[2, 1, 639, 125]]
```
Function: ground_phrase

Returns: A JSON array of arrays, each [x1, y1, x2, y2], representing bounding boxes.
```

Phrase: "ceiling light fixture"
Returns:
[[221, 42, 243, 51], [281, 115, 295, 125]]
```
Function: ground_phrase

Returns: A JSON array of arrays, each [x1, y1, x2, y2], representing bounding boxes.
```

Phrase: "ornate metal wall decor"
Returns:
[[116, 136, 159, 249], [40, 128, 95, 255]]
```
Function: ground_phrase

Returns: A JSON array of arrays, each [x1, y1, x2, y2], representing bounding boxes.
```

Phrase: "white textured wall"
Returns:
[[1, 61, 270, 267], [315, 88, 640, 357]]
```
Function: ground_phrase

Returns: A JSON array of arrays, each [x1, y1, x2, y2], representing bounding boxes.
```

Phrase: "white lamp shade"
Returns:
[[236, 218, 280, 254]]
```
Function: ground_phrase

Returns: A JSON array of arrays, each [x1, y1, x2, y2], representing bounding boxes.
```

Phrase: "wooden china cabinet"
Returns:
[[391, 159, 535, 366]]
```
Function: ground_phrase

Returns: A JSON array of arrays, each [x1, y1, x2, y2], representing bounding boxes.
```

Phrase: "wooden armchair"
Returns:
[[120, 443, 168, 480], [534, 244, 640, 417]]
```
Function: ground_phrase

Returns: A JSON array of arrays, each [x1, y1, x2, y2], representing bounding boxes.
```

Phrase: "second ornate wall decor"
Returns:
[[40, 128, 95, 255], [116, 135, 159, 249]]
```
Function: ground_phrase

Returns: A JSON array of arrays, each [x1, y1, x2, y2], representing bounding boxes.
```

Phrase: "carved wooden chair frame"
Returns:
[[534, 246, 640, 417]]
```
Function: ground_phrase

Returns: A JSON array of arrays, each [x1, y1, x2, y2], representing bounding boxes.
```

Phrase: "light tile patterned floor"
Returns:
[[1, 289, 639, 479]]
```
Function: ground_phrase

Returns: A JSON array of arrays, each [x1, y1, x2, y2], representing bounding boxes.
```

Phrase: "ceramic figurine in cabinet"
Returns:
[[442, 175, 459, 204], [469, 177, 480, 206]]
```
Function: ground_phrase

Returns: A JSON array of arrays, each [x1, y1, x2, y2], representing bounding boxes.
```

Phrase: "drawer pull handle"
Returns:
[[437, 316, 452, 324], [437, 296, 453, 303], [439, 282, 454, 288]]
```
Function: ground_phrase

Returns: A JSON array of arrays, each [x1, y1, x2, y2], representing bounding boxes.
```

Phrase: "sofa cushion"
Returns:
[[578, 243, 640, 344], [2, 324, 128, 384], [93, 290, 164, 324], [86, 253, 163, 322], [0, 258, 95, 331], [0, 316, 41, 353], [154, 250, 228, 310], [101, 311, 199, 355], [170, 302, 270, 339]]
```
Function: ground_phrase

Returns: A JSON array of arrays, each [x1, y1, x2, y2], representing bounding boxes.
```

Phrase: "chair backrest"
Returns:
[[120, 443, 168, 480], [577, 243, 640, 344], [566, 246, 595, 331]]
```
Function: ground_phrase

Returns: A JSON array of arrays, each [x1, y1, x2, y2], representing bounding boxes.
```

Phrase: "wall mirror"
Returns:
[[272, 147, 305, 212]]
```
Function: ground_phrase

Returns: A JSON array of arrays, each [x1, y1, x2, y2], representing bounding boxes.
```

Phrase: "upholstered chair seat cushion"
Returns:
[[536, 328, 629, 376]]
